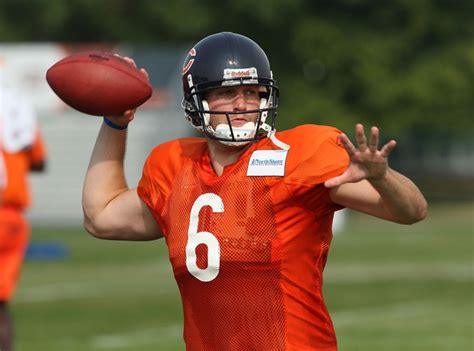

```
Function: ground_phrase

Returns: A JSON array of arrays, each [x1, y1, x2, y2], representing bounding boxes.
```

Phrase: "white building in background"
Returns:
[[0, 43, 191, 226]]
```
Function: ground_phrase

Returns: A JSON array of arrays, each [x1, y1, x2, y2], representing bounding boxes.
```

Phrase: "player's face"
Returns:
[[205, 85, 260, 129]]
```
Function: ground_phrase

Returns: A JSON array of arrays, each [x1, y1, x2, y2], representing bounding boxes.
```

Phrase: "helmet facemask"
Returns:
[[182, 76, 279, 146], [181, 32, 280, 146]]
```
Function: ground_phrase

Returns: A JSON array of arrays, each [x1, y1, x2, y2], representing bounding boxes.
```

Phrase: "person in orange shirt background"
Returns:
[[0, 80, 47, 351], [81, 32, 428, 350]]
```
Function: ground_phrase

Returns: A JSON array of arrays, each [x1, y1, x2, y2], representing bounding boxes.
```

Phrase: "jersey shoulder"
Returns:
[[277, 124, 342, 148], [141, 137, 207, 193], [276, 124, 349, 186], [277, 124, 345, 164], [146, 137, 207, 168]]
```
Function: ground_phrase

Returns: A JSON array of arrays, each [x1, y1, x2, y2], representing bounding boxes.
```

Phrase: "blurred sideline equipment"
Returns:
[[46, 51, 152, 116], [0, 80, 47, 351], [25, 241, 68, 261]]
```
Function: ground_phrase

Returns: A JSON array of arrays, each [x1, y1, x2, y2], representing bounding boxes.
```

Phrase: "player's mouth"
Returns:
[[229, 118, 247, 126]]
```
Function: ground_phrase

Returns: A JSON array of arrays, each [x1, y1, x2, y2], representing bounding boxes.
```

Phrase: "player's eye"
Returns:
[[217, 89, 236, 99], [244, 89, 259, 100]]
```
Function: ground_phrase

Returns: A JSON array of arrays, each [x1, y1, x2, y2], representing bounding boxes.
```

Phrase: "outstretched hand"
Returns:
[[324, 124, 397, 188]]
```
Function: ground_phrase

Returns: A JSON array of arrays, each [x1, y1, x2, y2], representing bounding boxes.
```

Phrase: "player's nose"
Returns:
[[233, 92, 247, 111]]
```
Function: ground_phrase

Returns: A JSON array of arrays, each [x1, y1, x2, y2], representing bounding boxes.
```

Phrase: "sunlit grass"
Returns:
[[13, 203, 473, 351]]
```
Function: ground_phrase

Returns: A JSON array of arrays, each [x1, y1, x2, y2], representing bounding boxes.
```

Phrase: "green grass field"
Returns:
[[13, 203, 473, 351]]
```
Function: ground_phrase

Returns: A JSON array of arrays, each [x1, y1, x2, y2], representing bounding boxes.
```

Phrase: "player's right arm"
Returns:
[[82, 111, 162, 241]]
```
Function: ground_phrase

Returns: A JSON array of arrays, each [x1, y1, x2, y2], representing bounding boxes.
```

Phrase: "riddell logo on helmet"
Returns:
[[231, 70, 250, 77], [223, 67, 258, 80]]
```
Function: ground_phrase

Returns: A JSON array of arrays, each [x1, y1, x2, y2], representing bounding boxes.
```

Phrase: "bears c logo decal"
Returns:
[[182, 48, 196, 75]]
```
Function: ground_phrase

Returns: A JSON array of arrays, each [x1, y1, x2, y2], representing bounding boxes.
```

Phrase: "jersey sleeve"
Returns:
[[283, 124, 349, 214], [136, 138, 201, 235], [137, 146, 169, 233]]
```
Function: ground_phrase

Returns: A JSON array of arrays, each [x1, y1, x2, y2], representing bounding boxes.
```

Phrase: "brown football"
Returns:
[[46, 51, 152, 116]]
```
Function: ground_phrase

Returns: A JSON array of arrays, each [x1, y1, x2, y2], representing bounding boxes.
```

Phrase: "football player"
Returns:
[[0, 82, 47, 351], [82, 32, 427, 350]]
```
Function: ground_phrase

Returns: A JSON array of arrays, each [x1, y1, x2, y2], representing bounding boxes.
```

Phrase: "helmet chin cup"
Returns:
[[214, 122, 256, 144], [217, 139, 253, 147]]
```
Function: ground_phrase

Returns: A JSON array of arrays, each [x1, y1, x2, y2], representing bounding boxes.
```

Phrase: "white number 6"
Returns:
[[186, 193, 224, 282]]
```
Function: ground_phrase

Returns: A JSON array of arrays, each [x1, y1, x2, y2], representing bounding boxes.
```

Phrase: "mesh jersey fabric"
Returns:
[[138, 124, 349, 350]]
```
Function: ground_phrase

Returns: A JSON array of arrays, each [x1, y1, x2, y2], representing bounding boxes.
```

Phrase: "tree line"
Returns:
[[1, 0, 472, 139]]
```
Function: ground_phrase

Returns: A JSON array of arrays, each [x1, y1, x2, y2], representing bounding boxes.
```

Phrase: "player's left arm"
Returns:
[[28, 129, 47, 172], [0, 151, 5, 203], [325, 124, 428, 224]]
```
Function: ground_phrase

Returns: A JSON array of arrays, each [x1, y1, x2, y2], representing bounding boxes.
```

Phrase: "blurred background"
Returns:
[[0, 0, 472, 350]]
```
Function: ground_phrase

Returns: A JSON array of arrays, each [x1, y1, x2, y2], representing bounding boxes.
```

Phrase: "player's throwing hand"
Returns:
[[324, 123, 397, 188]]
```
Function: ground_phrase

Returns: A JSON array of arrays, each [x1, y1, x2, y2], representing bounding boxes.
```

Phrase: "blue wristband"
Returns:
[[103, 117, 128, 130]]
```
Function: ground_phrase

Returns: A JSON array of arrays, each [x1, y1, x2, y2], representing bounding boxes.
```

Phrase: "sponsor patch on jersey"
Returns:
[[247, 149, 288, 176]]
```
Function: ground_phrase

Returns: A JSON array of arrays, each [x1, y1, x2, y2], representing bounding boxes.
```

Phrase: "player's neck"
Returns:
[[207, 139, 250, 176]]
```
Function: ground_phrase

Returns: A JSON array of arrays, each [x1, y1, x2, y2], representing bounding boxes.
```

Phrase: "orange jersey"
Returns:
[[138, 124, 349, 350], [0, 206, 29, 300], [1, 130, 46, 209]]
